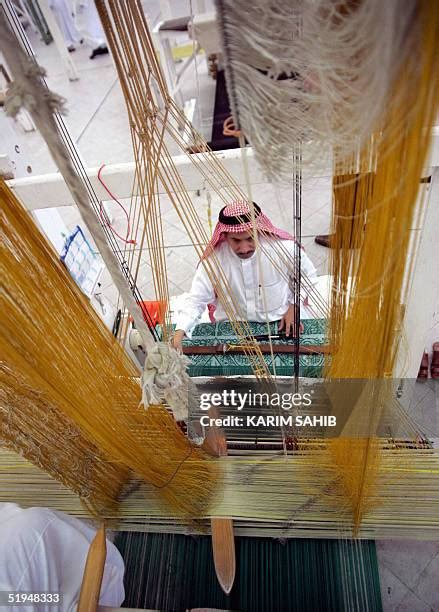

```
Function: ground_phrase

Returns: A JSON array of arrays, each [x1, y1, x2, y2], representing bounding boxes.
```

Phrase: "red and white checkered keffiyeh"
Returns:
[[203, 200, 295, 258], [202, 201, 300, 322]]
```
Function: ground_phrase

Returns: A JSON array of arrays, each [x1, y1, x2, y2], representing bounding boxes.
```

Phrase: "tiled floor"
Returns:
[[2, 9, 438, 612], [377, 540, 438, 611]]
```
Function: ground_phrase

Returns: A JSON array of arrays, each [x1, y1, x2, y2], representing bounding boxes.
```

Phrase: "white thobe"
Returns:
[[174, 237, 318, 337], [49, 0, 81, 47], [74, 0, 106, 47], [0, 503, 125, 612]]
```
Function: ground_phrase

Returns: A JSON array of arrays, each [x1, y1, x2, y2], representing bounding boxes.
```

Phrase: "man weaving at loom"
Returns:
[[173, 201, 318, 351]]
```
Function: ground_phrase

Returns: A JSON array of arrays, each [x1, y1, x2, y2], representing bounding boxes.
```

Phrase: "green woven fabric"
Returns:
[[115, 532, 382, 612], [179, 319, 327, 377]]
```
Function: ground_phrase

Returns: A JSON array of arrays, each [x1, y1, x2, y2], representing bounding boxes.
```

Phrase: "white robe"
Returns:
[[49, 0, 81, 47], [0, 503, 125, 612], [173, 237, 318, 337], [74, 0, 106, 48]]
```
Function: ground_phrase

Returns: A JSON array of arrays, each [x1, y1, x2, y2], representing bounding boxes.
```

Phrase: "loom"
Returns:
[[1, 0, 438, 609]]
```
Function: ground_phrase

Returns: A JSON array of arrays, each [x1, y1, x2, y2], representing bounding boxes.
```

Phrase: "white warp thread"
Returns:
[[216, 0, 417, 182], [0, 12, 192, 421]]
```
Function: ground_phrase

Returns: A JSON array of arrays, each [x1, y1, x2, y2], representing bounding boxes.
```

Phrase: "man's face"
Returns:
[[226, 231, 256, 259]]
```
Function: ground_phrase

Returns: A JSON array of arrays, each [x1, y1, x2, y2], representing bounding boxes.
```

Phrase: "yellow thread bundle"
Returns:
[[0, 180, 218, 517], [325, 1, 439, 533]]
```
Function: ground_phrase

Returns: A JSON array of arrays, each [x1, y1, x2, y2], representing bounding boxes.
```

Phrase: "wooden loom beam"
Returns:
[[203, 408, 236, 594], [182, 343, 331, 355]]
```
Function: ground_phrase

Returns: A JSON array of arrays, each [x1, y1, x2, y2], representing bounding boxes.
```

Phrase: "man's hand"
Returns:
[[172, 329, 186, 352], [278, 304, 304, 337]]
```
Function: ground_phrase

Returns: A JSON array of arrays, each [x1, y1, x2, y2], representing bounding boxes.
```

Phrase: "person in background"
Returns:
[[49, 0, 82, 52], [74, 0, 109, 59]]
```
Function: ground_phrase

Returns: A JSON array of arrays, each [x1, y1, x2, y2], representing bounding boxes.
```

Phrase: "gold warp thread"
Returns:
[[0, 362, 127, 515], [325, 1, 439, 534], [93, 0, 439, 534], [0, 180, 218, 517]]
